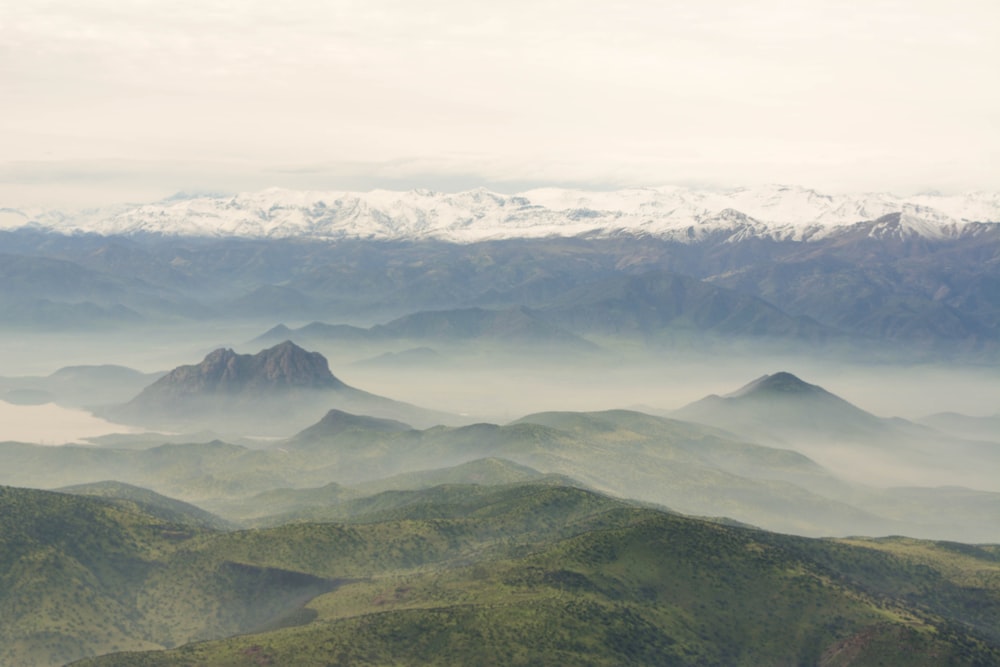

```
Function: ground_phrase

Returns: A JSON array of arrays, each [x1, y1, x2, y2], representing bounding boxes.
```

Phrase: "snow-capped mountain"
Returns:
[[5, 185, 999, 243]]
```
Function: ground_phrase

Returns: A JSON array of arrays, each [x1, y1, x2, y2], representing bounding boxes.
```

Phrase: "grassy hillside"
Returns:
[[72, 502, 1000, 666], [0, 482, 638, 666], [0, 487, 331, 667], [57, 480, 235, 530], [5, 480, 1000, 666]]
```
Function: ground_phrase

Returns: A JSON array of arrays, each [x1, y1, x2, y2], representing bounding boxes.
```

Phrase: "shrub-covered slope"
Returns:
[[72, 496, 1000, 666]]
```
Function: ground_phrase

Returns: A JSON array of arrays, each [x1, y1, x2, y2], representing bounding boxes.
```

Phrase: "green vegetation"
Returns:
[[0, 486, 331, 666], [4, 404, 999, 542], [4, 481, 1000, 666], [58, 480, 235, 530], [0, 486, 183, 666], [71, 500, 1000, 667]]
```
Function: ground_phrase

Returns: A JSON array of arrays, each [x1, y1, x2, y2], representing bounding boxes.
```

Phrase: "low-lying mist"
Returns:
[[336, 345, 1000, 424], [0, 401, 140, 445], [0, 322, 997, 507], [2, 323, 999, 428]]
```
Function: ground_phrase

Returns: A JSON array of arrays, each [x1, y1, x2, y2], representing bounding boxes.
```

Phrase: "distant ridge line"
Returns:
[[8, 185, 999, 243]]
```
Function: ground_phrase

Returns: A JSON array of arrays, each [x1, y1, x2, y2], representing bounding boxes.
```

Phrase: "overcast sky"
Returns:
[[3, 0, 998, 207]]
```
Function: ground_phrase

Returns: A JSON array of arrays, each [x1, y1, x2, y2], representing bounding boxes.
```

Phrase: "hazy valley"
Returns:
[[2, 186, 999, 666]]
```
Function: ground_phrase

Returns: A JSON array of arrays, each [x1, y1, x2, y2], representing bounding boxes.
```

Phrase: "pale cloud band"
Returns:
[[3, 1, 998, 207]]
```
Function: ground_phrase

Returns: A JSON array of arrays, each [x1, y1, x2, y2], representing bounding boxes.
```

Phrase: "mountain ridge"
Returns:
[[672, 371, 1000, 492], [106, 341, 465, 434], [252, 306, 600, 350], [41, 481, 1000, 667], [9, 185, 999, 243]]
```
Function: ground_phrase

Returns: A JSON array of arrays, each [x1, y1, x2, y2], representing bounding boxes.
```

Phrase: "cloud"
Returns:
[[2, 0, 998, 206]]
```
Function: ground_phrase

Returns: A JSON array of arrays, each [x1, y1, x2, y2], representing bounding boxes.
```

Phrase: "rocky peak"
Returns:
[[141, 341, 346, 398]]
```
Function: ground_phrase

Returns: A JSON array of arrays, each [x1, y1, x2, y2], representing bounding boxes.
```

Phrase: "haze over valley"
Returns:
[[1, 184, 999, 665], [5, 1, 1000, 663]]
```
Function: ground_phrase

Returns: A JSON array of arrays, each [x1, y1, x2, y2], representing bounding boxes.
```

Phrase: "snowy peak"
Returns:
[[862, 212, 960, 241], [8, 185, 1000, 243]]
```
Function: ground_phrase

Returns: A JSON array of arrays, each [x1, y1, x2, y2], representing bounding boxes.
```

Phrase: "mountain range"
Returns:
[[4, 365, 1000, 664], [253, 306, 600, 351], [2, 207, 999, 354], [7, 185, 999, 243], [672, 372, 1000, 493], [5, 369, 999, 543], [5, 184, 1000, 665]]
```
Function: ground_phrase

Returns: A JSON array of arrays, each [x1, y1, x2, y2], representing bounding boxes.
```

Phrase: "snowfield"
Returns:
[[6, 185, 1000, 243]]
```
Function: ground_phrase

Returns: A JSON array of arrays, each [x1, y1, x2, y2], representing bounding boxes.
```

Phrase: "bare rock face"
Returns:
[[144, 341, 346, 400], [106, 340, 461, 435], [104, 341, 350, 434]]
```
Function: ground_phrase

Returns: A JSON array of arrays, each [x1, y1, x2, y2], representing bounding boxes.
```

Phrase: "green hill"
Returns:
[[242, 478, 599, 528], [2, 481, 642, 665], [68, 488, 1000, 667], [0, 439, 306, 504], [5, 405, 1000, 542], [221, 458, 555, 525], [352, 456, 550, 492], [5, 480, 1000, 666], [0, 486, 338, 667], [57, 480, 235, 531], [275, 409, 867, 537]]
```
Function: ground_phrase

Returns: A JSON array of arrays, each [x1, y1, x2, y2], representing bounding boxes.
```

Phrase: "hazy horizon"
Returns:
[[4, 3, 1000, 663], [4, 1, 998, 209], [1, 323, 997, 445]]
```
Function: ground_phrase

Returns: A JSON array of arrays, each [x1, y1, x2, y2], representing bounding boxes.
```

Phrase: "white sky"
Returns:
[[2, 0, 998, 207]]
